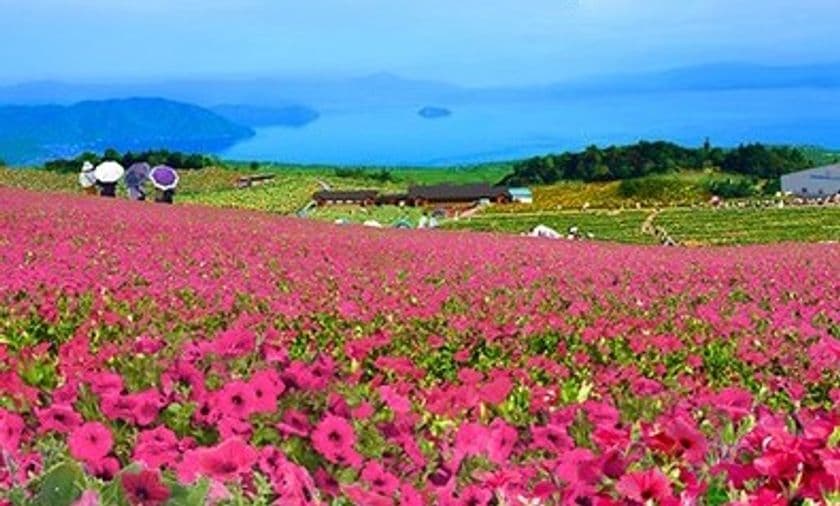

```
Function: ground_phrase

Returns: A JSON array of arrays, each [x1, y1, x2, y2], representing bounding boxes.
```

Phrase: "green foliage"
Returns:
[[705, 177, 759, 198], [617, 175, 698, 200], [654, 207, 840, 245], [721, 143, 810, 178], [32, 462, 84, 506], [503, 140, 724, 184], [502, 140, 811, 185], [165, 478, 210, 506], [334, 167, 394, 183], [43, 149, 220, 173]]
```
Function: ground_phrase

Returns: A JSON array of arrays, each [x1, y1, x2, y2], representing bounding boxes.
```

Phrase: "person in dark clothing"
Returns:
[[98, 181, 117, 197], [155, 189, 175, 204]]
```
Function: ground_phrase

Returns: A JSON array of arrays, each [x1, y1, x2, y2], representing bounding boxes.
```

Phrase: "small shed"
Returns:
[[781, 164, 840, 197], [509, 187, 533, 204], [236, 174, 276, 189]]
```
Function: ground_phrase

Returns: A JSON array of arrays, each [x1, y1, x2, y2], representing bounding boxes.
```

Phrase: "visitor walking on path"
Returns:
[[78, 161, 97, 195], [149, 165, 179, 204], [93, 161, 125, 198]]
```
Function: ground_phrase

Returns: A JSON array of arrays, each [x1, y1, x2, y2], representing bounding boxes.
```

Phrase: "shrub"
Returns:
[[705, 177, 758, 198]]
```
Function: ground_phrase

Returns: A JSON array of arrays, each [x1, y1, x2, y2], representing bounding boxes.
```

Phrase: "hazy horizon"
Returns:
[[3, 0, 840, 87]]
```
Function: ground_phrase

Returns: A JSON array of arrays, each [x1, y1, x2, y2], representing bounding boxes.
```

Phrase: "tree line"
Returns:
[[43, 149, 220, 173], [501, 141, 812, 185]]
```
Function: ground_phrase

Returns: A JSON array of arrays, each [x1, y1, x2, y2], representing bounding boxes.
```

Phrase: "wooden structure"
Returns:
[[405, 184, 511, 207], [314, 190, 379, 206], [235, 174, 276, 189], [313, 184, 520, 209]]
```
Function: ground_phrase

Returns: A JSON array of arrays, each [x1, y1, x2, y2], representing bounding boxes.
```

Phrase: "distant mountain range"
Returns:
[[2, 61, 840, 165], [544, 62, 840, 96], [0, 98, 254, 164], [2, 62, 840, 109]]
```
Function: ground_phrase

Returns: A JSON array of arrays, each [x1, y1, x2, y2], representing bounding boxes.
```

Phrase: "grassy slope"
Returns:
[[2, 165, 838, 246], [309, 205, 425, 225], [443, 210, 655, 244], [654, 207, 840, 245]]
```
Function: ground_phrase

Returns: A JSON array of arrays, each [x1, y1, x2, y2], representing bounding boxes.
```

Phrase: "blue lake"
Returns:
[[219, 88, 840, 166]]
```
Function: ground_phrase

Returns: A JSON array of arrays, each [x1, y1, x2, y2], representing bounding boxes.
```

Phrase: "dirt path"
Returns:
[[641, 209, 679, 245], [640, 209, 661, 237]]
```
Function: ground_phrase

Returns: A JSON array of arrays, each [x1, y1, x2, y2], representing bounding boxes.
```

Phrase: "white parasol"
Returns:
[[93, 161, 125, 183]]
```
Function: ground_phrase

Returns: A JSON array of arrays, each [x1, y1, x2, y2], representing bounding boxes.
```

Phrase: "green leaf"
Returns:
[[33, 462, 84, 506], [705, 479, 730, 506], [166, 478, 210, 506], [828, 425, 840, 449]]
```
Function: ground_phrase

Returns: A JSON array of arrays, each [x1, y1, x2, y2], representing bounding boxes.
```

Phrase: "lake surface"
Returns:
[[219, 89, 840, 166]]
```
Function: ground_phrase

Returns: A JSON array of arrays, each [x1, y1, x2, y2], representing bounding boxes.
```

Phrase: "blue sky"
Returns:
[[2, 0, 839, 86]]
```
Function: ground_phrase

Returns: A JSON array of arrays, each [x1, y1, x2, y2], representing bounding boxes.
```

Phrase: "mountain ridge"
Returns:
[[2, 61, 840, 108], [0, 97, 254, 165]]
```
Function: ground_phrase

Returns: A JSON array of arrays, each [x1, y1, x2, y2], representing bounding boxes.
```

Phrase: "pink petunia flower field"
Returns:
[[0, 188, 838, 505]]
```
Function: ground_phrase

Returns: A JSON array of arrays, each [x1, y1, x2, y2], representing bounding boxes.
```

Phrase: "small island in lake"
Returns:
[[418, 106, 452, 119]]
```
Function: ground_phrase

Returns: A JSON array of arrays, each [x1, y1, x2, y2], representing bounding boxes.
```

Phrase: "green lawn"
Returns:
[[442, 210, 655, 244], [442, 206, 840, 246], [654, 207, 840, 245], [309, 205, 425, 226]]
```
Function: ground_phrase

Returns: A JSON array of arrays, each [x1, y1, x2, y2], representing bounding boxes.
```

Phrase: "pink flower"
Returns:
[[127, 390, 164, 427], [249, 369, 284, 414], [457, 485, 493, 506], [134, 426, 180, 469], [649, 415, 709, 464], [36, 404, 82, 434], [379, 385, 411, 414], [72, 490, 100, 506], [361, 461, 400, 495], [85, 372, 124, 397], [192, 438, 258, 482], [707, 387, 753, 421], [120, 469, 171, 506], [531, 423, 572, 454], [753, 449, 802, 480], [311, 415, 362, 468], [217, 416, 253, 440], [616, 469, 673, 504], [479, 374, 513, 405], [486, 418, 517, 465], [555, 448, 600, 500], [213, 381, 257, 420], [68, 422, 113, 463], [352, 402, 374, 420], [0, 409, 25, 452], [101, 394, 138, 423], [208, 327, 256, 358], [86, 457, 121, 481], [276, 409, 312, 437]]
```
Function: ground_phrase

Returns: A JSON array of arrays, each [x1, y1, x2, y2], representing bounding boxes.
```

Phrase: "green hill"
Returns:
[[0, 98, 254, 165]]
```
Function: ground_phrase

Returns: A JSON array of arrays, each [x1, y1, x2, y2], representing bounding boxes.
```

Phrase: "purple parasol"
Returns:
[[125, 162, 151, 189], [149, 165, 179, 191]]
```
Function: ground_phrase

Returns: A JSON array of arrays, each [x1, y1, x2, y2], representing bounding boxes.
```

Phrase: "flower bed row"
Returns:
[[0, 188, 838, 505]]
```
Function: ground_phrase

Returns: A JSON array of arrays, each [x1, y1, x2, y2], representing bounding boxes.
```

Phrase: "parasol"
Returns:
[[149, 165, 179, 191], [93, 161, 124, 183]]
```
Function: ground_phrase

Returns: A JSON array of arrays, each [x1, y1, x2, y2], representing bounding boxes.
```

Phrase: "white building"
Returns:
[[781, 164, 840, 197], [509, 187, 534, 204]]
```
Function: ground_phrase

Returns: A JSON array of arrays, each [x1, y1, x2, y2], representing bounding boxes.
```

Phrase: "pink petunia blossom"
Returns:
[[616, 468, 674, 504], [68, 422, 113, 463]]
